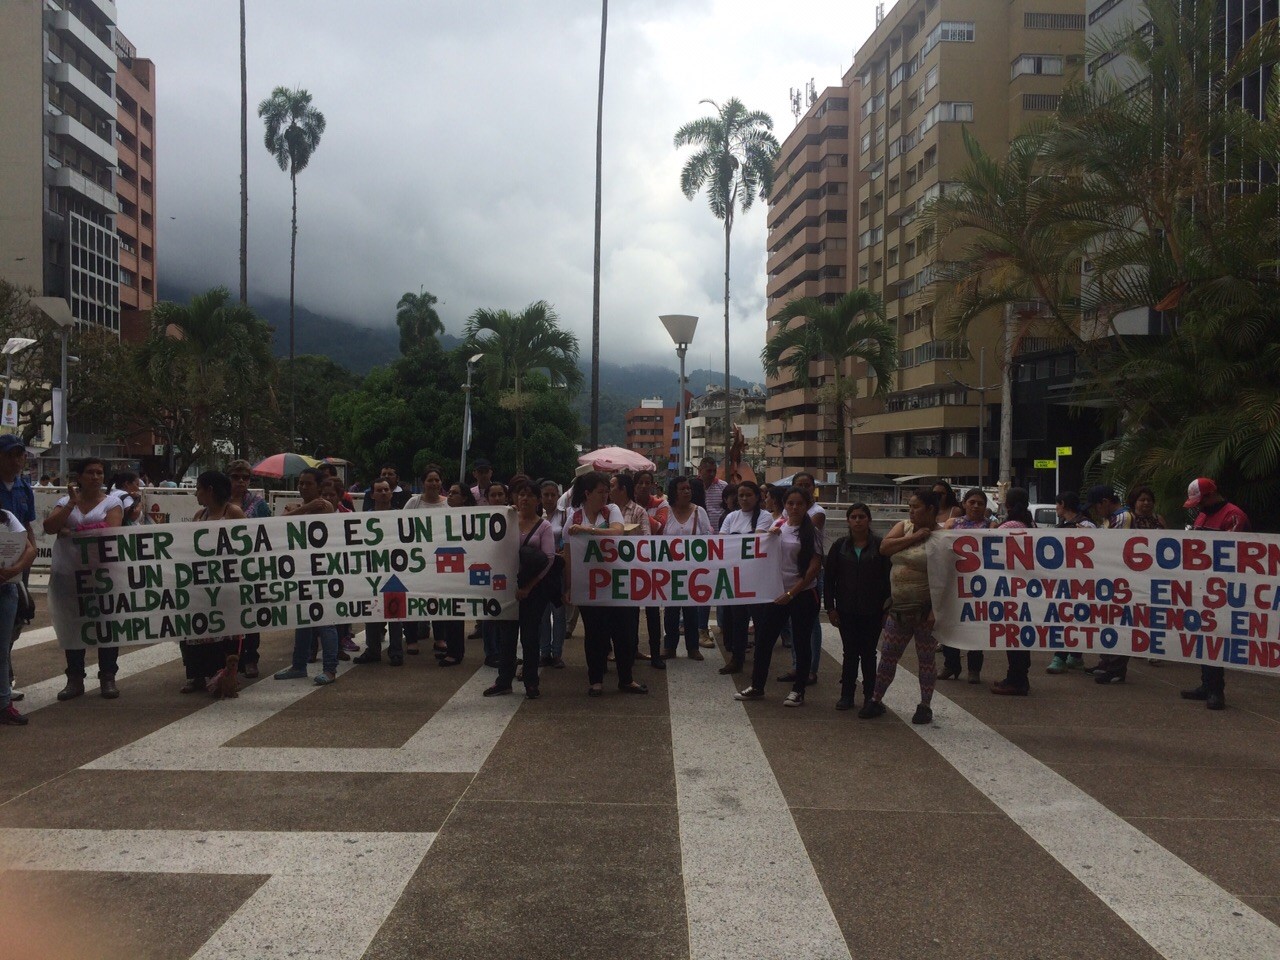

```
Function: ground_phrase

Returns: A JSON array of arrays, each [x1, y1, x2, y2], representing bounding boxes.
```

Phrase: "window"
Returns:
[[911, 434, 942, 457], [860, 91, 886, 118], [1088, 0, 1123, 26], [918, 102, 972, 138], [858, 226, 883, 250], [888, 247, 899, 267], [923, 64, 939, 93], [1011, 55, 1064, 78], [1022, 93, 1062, 112], [920, 20, 975, 57], [861, 131, 871, 153], [875, 123, 885, 146], [947, 432, 969, 456], [1025, 12, 1085, 30], [889, 435, 907, 458]]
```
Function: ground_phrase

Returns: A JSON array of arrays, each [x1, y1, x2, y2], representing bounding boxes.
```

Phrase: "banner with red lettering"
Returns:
[[927, 529, 1280, 675], [568, 534, 783, 606]]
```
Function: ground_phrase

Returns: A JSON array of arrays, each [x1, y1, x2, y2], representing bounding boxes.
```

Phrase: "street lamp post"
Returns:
[[29, 297, 74, 481], [660, 314, 698, 472], [459, 352, 484, 483], [1, 337, 38, 415]]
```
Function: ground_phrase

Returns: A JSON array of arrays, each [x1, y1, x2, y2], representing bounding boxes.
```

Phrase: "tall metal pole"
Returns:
[[977, 346, 985, 490], [676, 344, 687, 472], [998, 303, 1014, 500], [460, 361, 474, 484], [589, 0, 608, 448], [57, 326, 68, 482], [3, 356, 11, 408]]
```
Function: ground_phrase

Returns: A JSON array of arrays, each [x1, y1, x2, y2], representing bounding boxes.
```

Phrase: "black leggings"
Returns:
[[942, 645, 984, 675], [498, 590, 550, 690], [837, 611, 883, 700], [750, 590, 819, 694], [581, 606, 635, 686], [180, 638, 232, 681]]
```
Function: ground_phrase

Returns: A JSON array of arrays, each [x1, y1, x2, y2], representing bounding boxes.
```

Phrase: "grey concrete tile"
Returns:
[[0, 770, 470, 833], [1128, 817, 1280, 898], [365, 800, 688, 960], [0, 870, 265, 960], [1000, 724, 1280, 770], [793, 809, 1162, 960], [1050, 766, 1280, 821]]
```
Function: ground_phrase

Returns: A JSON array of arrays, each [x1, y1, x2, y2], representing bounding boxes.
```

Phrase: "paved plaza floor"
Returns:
[[3, 612, 1279, 960]]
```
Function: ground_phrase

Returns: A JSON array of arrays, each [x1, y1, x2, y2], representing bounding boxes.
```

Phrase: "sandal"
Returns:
[[438, 656, 462, 667], [587, 685, 603, 697], [619, 682, 648, 695]]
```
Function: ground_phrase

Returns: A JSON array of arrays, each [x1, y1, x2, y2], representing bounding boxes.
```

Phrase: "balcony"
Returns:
[[858, 404, 979, 432], [45, 10, 116, 73], [49, 165, 118, 213], [84, 0, 119, 27], [854, 455, 980, 478], [49, 114, 117, 167], [47, 62, 115, 121]]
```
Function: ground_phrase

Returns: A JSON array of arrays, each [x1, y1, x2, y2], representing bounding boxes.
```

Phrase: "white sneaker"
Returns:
[[783, 692, 804, 708], [734, 686, 764, 701]]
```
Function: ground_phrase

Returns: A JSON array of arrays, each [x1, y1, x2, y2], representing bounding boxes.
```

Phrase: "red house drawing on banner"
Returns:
[[435, 547, 466, 574], [468, 562, 492, 586], [492, 574, 508, 591], [380, 574, 408, 619]]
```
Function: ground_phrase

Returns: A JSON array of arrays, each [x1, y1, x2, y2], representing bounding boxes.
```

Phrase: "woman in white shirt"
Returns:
[[403, 464, 448, 657], [717, 481, 773, 675], [563, 471, 647, 696], [44, 457, 125, 701], [661, 476, 712, 661]]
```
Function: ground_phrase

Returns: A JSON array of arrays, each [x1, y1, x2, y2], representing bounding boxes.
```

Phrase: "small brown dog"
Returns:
[[208, 655, 240, 698]]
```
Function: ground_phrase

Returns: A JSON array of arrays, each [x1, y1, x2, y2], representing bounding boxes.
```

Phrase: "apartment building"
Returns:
[[686, 386, 766, 471], [624, 398, 678, 473], [0, 0, 127, 333], [114, 27, 156, 332], [762, 83, 860, 484]]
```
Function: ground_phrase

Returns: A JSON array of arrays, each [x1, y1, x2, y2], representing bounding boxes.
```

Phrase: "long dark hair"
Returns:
[[572, 471, 608, 508], [738, 480, 763, 531], [1005, 487, 1034, 527], [932, 479, 959, 512], [784, 486, 819, 576]]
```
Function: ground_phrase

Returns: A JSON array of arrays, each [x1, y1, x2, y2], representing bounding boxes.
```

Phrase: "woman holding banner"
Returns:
[[405, 465, 448, 658], [180, 472, 245, 694], [991, 488, 1038, 696], [563, 471, 647, 697], [718, 481, 772, 675], [734, 486, 823, 707], [662, 477, 712, 661], [45, 458, 124, 701], [609, 473, 651, 667], [939, 488, 993, 683], [858, 488, 942, 724]]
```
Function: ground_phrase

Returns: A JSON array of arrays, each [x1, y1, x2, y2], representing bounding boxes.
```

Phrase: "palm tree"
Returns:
[[258, 86, 325, 448], [589, 0, 608, 448], [395, 288, 444, 354], [238, 0, 247, 306], [761, 290, 898, 480], [675, 98, 780, 463], [464, 301, 583, 474]]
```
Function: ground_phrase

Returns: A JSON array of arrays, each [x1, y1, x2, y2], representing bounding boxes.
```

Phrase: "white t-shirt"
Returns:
[[720, 508, 773, 534], [0, 510, 25, 535], [404, 495, 448, 510], [663, 505, 711, 536], [774, 519, 807, 592], [55, 493, 124, 531], [569, 503, 624, 529]]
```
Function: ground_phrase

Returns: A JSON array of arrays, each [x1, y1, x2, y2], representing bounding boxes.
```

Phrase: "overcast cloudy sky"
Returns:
[[118, 0, 879, 378]]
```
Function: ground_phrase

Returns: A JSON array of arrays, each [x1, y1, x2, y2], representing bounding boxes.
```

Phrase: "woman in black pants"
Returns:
[[825, 502, 891, 711], [734, 486, 822, 707], [563, 472, 646, 696], [486, 480, 556, 699]]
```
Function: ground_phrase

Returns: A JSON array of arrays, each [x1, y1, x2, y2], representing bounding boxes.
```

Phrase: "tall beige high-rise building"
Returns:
[[0, 0, 123, 333], [765, 0, 1085, 495], [114, 27, 157, 329]]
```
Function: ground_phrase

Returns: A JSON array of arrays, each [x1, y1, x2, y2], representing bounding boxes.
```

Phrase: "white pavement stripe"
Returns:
[[821, 625, 1280, 960], [20, 642, 182, 714], [13, 625, 57, 651], [0, 828, 434, 960], [85, 661, 521, 773], [666, 660, 853, 960]]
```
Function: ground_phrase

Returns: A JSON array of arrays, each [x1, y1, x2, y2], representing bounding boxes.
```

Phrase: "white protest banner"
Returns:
[[34, 486, 206, 572], [568, 534, 784, 606], [927, 529, 1280, 676], [49, 506, 518, 650]]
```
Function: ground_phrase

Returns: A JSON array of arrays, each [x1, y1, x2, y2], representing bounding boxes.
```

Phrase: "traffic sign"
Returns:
[[1034, 459, 1057, 469], [1056, 446, 1073, 456]]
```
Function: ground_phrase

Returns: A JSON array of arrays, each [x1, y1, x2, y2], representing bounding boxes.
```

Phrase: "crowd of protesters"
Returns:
[[0, 434, 1259, 725]]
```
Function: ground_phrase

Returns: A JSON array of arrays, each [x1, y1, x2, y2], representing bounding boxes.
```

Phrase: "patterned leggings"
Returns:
[[872, 614, 938, 706]]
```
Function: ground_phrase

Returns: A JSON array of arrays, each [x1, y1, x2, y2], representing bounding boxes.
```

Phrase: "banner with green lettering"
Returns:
[[568, 534, 783, 606], [49, 507, 519, 649]]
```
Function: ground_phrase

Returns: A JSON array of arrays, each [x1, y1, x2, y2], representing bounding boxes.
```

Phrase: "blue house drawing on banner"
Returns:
[[435, 547, 466, 574], [492, 574, 508, 591], [469, 562, 492, 586]]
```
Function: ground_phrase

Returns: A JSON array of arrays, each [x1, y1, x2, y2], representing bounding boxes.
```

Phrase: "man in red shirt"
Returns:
[[1180, 477, 1250, 711]]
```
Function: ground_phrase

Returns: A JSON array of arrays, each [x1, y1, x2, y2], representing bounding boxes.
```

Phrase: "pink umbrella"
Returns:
[[577, 446, 656, 473]]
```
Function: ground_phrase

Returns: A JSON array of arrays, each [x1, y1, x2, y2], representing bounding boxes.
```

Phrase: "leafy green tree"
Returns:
[[761, 290, 897, 479], [278, 354, 357, 458], [674, 97, 780, 463], [395, 288, 444, 355], [259, 85, 325, 446], [464, 301, 582, 474]]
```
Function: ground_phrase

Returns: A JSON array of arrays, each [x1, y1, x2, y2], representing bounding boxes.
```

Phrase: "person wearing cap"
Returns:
[[0, 435, 37, 724], [470, 459, 494, 506], [1181, 477, 1249, 710]]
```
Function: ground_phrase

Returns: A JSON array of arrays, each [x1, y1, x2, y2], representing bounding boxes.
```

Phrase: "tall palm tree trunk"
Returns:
[[722, 217, 732, 467], [289, 171, 298, 450], [514, 376, 525, 475], [833, 367, 846, 481], [589, 0, 607, 449], [238, 0, 247, 306]]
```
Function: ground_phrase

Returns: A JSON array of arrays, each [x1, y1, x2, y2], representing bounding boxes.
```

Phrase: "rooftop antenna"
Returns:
[[876, 2, 885, 25], [789, 86, 803, 123], [807, 78, 817, 106]]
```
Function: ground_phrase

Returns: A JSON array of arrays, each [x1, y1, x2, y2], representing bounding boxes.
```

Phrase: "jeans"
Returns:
[[540, 603, 566, 660], [293, 626, 339, 675], [664, 606, 699, 654], [698, 607, 710, 632], [727, 604, 765, 663], [1003, 650, 1032, 691], [0, 584, 17, 708], [364, 621, 404, 659], [482, 621, 502, 661], [790, 608, 823, 677], [750, 590, 819, 695], [942, 645, 984, 676], [499, 590, 550, 690], [837, 611, 882, 702], [644, 606, 663, 659], [65, 645, 119, 680]]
